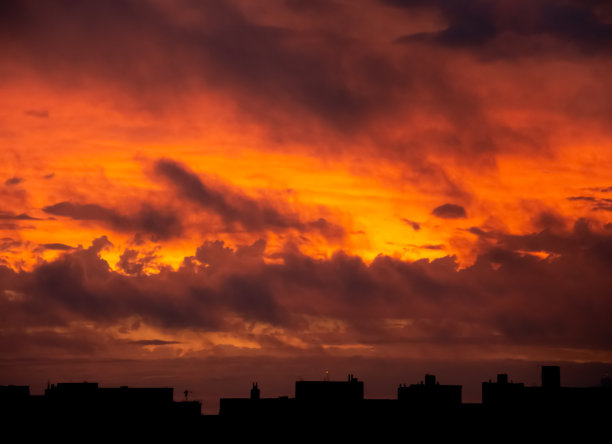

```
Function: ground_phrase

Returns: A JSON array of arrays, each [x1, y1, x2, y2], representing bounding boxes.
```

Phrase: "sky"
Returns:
[[1, 0, 612, 411]]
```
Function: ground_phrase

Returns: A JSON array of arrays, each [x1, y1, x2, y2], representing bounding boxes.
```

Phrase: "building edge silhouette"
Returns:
[[1, 365, 611, 437]]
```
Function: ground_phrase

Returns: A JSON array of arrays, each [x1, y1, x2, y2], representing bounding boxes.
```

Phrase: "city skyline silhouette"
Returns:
[[1, 2, 611, 435]]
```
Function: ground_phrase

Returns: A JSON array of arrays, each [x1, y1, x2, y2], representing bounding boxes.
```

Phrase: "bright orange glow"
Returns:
[[1, 0, 611, 397]]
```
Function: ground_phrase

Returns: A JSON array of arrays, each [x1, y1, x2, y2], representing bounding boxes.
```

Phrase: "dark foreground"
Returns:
[[2, 365, 610, 440]]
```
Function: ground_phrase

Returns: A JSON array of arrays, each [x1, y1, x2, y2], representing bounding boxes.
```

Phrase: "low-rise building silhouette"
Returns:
[[481, 365, 612, 421], [2, 364, 611, 434], [1, 381, 201, 423], [482, 373, 525, 408], [220, 374, 365, 419], [295, 373, 364, 402], [398, 374, 462, 409]]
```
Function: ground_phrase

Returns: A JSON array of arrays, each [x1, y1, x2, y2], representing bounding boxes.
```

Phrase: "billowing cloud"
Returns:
[[154, 159, 288, 230], [0, 0, 394, 134], [42, 201, 182, 240], [0, 0, 611, 402], [1, 221, 611, 361], [154, 158, 345, 238], [1, 0, 610, 167], [391, 0, 612, 55]]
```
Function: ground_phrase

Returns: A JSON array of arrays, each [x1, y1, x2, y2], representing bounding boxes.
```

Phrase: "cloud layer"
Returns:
[[0, 0, 611, 398], [2, 220, 611, 365]]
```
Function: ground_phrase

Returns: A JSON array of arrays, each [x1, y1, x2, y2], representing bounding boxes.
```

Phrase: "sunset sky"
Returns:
[[1, 0, 611, 410]]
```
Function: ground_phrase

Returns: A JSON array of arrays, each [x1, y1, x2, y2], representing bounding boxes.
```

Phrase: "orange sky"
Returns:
[[1, 0, 612, 407]]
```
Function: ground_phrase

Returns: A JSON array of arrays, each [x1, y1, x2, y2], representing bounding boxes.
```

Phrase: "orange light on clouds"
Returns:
[[1, 0, 612, 393]]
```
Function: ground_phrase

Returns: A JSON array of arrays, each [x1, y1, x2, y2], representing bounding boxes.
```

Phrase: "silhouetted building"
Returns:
[[3, 364, 612, 436], [542, 365, 561, 389], [220, 395, 294, 418], [482, 374, 525, 408], [0, 385, 31, 418], [42, 382, 175, 419], [172, 400, 203, 419], [0, 381, 203, 424], [45, 381, 99, 398], [481, 365, 612, 425], [398, 374, 462, 409], [0, 385, 30, 402], [295, 374, 364, 402], [220, 375, 365, 420], [98, 386, 175, 418]]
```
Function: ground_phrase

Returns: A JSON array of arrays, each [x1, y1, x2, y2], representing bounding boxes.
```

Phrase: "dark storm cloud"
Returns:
[[431, 203, 467, 219], [4, 177, 23, 186], [304, 218, 346, 239], [0, 236, 286, 331], [1, 221, 612, 355], [390, 0, 612, 55], [154, 158, 345, 238], [42, 201, 182, 240], [2, 0, 608, 171], [397, 243, 445, 251], [115, 248, 161, 276], [116, 249, 145, 276], [40, 243, 74, 251], [220, 274, 286, 325], [497, 218, 612, 262], [43, 202, 121, 221], [401, 219, 421, 230], [154, 159, 273, 228], [420, 244, 444, 250], [393, 0, 498, 47], [567, 196, 597, 202], [467, 227, 487, 236], [0, 0, 392, 131], [531, 210, 567, 231], [129, 339, 181, 346], [0, 211, 39, 220], [0, 210, 38, 231], [567, 196, 612, 212], [594, 202, 612, 212]]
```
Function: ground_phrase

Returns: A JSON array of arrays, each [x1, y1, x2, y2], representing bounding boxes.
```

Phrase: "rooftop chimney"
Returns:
[[250, 382, 260, 400]]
